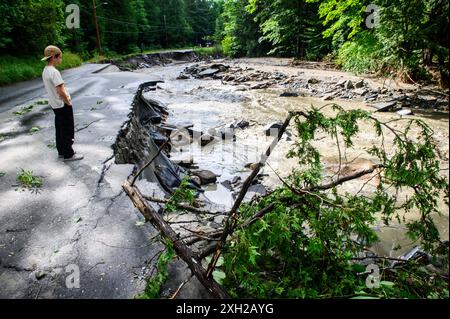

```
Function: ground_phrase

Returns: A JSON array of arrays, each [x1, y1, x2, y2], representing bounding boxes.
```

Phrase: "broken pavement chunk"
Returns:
[[308, 78, 321, 84], [371, 101, 398, 112], [280, 92, 299, 97], [231, 120, 250, 129], [198, 68, 221, 78], [218, 127, 236, 141]]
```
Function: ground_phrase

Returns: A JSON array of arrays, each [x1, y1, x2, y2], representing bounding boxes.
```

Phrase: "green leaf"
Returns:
[[213, 270, 226, 285], [13, 105, 34, 116], [275, 287, 285, 295], [216, 256, 224, 267], [29, 126, 41, 134], [17, 169, 43, 188], [380, 281, 395, 288], [47, 142, 56, 149], [352, 264, 366, 273]]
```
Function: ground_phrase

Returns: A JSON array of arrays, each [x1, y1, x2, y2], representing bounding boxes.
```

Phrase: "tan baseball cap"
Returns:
[[41, 45, 62, 61]]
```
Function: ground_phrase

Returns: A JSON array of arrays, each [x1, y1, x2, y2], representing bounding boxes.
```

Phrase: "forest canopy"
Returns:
[[0, 0, 221, 55], [0, 0, 448, 83]]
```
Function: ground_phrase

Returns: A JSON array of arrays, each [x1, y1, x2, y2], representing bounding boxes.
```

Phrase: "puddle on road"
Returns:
[[136, 62, 449, 257]]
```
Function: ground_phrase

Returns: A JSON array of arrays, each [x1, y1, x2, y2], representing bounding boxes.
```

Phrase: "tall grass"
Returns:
[[0, 52, 83, 86], [193, 46, 223, 57]]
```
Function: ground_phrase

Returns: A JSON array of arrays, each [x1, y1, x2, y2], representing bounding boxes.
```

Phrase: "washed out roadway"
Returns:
[[0, 63, 167, 298]]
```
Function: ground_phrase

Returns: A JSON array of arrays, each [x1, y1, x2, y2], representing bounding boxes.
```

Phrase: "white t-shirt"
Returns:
[[42, 66, 70, 109]]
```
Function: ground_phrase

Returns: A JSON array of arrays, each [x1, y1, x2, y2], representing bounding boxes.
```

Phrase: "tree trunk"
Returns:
[[123, 181, 229, 299]]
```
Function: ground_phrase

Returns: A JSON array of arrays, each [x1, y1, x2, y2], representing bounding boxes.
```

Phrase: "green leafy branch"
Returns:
[[221, 105, 448, 299]]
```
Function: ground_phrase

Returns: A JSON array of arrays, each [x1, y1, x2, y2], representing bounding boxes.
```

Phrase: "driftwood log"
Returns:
[[122, 181, 229, 299], [123, 111, 301, 297]]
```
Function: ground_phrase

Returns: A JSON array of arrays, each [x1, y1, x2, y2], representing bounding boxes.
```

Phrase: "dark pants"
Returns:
[[53, 104, 75, 159]]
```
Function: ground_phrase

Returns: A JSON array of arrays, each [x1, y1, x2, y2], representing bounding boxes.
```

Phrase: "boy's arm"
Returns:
[[56, 84, 72, 106]]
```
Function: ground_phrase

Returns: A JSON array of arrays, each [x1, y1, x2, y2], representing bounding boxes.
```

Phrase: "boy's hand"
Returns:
[[56, 84, 72, 106]]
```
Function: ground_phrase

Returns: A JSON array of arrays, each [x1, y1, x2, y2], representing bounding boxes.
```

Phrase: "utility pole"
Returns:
[[163, 15, 169, 48], [93, 0, 102, 52]]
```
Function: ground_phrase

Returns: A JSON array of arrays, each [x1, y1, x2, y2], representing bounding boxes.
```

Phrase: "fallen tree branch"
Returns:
[[266, 162, 342, 209], [143, 195, 225, 215], [170, 274, 194, 299], [131, 139, 171, 186], [123, 180, 229, 299], [240, 203, 276, 229], [197, 204, 313, 261], [184, 231, 223, 246], [75, 119, 102, 132], [198, 243, 219, 260], [205, 111, 302, 278], [179, 226, 223, 242], [308, 165, 383, 191]]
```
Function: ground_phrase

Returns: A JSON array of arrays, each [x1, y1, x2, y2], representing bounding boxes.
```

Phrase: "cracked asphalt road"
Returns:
[[0, 63, 165, 298]]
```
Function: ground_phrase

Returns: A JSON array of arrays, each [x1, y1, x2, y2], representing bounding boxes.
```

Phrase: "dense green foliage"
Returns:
[[1, 1, 447, 83], [0, 52, 82, 86], [221, 106, 449, 298], [247, 0, 330, 58], [0, 0, 221, 85], [137, 242, 176, 299], [153, 106, 448, 299], [215, 0, 448, 83], [318, 0, 450, 80], [0, 0, 220, 57]]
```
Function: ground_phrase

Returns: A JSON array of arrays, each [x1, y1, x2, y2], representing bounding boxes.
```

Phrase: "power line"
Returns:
[[78, 27, 208, 35], [96, 15, 207, 31], [96, 15, 151, 27]]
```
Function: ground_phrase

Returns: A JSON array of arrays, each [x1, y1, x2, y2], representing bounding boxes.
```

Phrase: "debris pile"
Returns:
[[180, 62, 449, 112], [111, 51, 204, 71]]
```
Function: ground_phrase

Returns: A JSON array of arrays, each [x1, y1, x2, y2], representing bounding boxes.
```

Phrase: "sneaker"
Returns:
[[64, 154, 84, 162], [59, 152, 76, 159]]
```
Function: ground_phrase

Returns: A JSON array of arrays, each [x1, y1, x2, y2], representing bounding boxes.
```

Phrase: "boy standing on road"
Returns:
[[42, 45, 83, 162]]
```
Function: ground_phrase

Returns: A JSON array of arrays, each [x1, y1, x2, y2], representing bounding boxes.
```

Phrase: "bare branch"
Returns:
[[205, 112, 301, 278], [131, 139, 171, 186], [240, 203, 276, 228], [143, 195, 225, 215], [184, 231, 223, 246], [170, 274, 194, 299], [123, 181, 229, 299], [308, 165, 383, 191]]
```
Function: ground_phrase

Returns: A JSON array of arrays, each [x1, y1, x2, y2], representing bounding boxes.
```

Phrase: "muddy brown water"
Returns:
[[133, 60, 449, 258]]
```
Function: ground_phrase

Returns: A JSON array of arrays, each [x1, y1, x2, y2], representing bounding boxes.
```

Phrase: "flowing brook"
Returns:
[[111, 54, 449, 277]]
